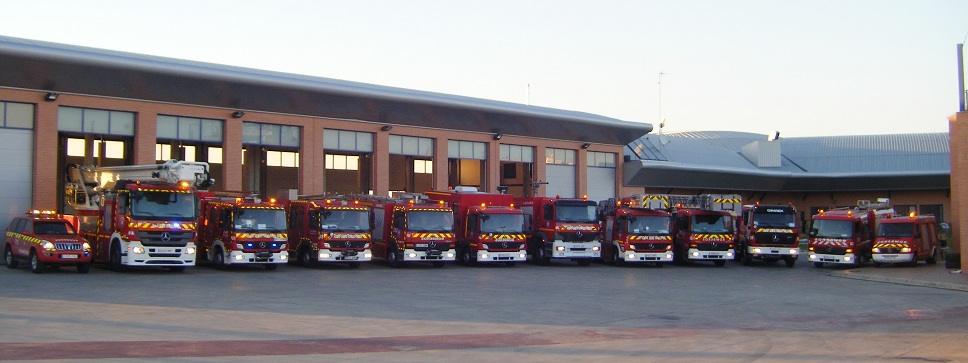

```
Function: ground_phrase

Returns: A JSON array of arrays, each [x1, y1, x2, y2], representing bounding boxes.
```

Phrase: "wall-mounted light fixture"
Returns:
[[231, 111, 245, 118], [381, 125, 393, 131], [44, 92, 59, 102], [493, 133, 503, 140], [581, 143, 591, 149]]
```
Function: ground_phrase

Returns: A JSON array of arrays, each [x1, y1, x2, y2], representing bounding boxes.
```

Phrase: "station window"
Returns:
[[58, 107, 134, 136], [324, 129, 373, 152], [267, 150, 299, 167], [389, 135, 433, 157], [325, 154, 360, 170], [500, 144, 534, 162], [413, 159, 433, 174], [0, 101, 34, 129], [545, 148, 575, 165], [586, 151, 616, 167], [448, 140, 486, 160]]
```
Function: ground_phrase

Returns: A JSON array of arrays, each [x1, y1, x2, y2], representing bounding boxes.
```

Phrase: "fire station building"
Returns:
[[0, 36, 650, 231]]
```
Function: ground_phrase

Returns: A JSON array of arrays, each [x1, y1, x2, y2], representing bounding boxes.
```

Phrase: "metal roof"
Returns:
[[0, 35, 652, 145], [624, 131, 950, 192]]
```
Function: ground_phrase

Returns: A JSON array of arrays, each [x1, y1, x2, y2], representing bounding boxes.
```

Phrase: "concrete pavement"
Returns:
[[831, 259, 968, 292]]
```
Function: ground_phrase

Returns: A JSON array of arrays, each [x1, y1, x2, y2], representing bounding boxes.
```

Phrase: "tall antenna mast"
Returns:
[[658, 72, 669, 133]]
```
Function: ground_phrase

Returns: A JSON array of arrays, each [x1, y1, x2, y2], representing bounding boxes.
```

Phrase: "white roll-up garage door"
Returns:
[[545, 164, 575, 198], [586, 167, 616, 202], [0, 128, 33, 232]]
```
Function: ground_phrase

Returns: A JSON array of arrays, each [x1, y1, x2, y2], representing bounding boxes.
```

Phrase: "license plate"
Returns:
[[415, 243, 428, 248], [573, 245, 585, 249], [881, 255, 898, 260], [156, 248, 176, 253], [770, 249, 780, 254], [61, 254, 78, 259]]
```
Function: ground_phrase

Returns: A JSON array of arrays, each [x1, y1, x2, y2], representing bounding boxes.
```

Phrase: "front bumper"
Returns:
[[687, 248, 734, 260], [808, 252, 857, 265], [551, 241, 601, 259]]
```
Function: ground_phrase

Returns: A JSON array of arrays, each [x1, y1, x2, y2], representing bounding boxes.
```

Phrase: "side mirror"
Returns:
[[808, 229, 818, 237]]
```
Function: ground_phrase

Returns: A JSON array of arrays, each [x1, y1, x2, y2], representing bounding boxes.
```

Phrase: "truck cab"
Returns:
[[286, 197, 372, 268], [367, 195, 456, 268], [515, 196, 601, 266], [197, 193, 288, 270], [4, 210, 92, 274], [808, 200, 893, 268], [872, 214, 940, 266], [599, 197, 673, 267], [671, 208, 735, 267], [737, 204, 800, 267], [426, 188, 527, 266]]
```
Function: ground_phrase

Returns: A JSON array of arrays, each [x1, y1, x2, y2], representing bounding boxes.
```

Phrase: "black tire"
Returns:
[[534, 246, 551, 266], [168, 266, 186, 272], [77, 262, 91, 274], [264, 263, 278, 270], [577, 259, 592, 266], [432, 261, 445, 268], [714, 260, 726, 267], [387, 245, 401, 268], [110, 242, 125, 272], [212, 246, 226, 270], [926, 248, 938, 265], [784, 257, 796, 268], [612, 248, 624, 267], [463, 248, 477, 267], [300, 247, 315, 268], [673, 246, 687, 266], [29, 250, 44, 274], [814, 262, 824, 268], [348, 262, 361, 268], [4, 245, 17, 269]]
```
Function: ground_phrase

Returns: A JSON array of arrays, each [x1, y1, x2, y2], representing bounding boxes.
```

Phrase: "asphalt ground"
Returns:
[[1, 256, 966, 362]]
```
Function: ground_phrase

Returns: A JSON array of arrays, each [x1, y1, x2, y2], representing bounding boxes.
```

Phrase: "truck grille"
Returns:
[[631, 243, 670, 251], [879, 248, 901, 254], [327, 241, 368, 250], [55, 243, 83, 250], [484, 242, 523, 251], [559, 233, 599, 242], [696, 243, 731, 251], [754, 232, 798, 245], [815, 246, 849, 255], [136, 231, 193, 247]]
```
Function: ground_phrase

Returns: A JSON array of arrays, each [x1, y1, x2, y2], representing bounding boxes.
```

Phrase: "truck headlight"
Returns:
[[789, 249, 799, 255], [556, 246, 566, 252], [279, 244, 286, 250], [592, 246, 600, 252], [872, 248, 881, 253], [131, 246, 145, 254], [752, 247, 762, 254], [185, 247, 196, 255], [42, 241, 55, 250], [82, 242, 91, 250], [901, 247, 912, 253]]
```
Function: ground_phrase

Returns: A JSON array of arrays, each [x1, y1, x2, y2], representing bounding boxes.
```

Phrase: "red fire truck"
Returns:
[[64, 160, 212, 272], [364, 194, 456, 268], [196, 192, 288, 270], [598, 196, 673, 267], [652, 194, 740, 267], [872, 213, 941, 267], [4, 210, 93, 273], [736, 203, 800, 267], [808, 199, 894, 268], [425, 187, 527, 266], [286, 196, 372, 268], [515, 195, 601, 265]]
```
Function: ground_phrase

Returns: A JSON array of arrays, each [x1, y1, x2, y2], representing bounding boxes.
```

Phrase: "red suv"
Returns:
[[4, 211, 92, 273]]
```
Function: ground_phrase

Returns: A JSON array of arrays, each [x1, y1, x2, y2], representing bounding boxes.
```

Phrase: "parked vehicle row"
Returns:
[[1, 161, 945, 274]]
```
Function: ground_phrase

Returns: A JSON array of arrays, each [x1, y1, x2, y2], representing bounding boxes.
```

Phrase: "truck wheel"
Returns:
[[77, 262, 91, 274], [926, 248, 938, 265], [212, 246, 226, 269], [4, 245, 17, 268], [784, 257, 796, 268], [714, 260, 726, 267], [534, 246, 551, 266], [814, 262, 824, 268], [387, 246, 401, 268], [29, 250, 44, 274], [300, 247, 315, 268], [673, 246, 686, 266], [577, 259, 592, 266], [741, 251, 753, 266], [612, 249, 624, 267], [110, 243, 125, 272], [463, 249, 476, 267], [264, 263, 278, 271]]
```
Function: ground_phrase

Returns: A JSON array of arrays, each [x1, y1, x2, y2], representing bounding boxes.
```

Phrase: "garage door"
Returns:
[[587, 167, 616, 202], [0, 128, 33, 233], [545, 164, 575, 198]]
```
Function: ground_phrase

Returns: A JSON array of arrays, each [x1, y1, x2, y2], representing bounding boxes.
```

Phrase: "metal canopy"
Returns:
[[0, 36, 652, 146]]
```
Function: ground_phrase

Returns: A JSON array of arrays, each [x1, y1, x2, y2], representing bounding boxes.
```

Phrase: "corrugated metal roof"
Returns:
[[0, 35, 652, 145], [623, 131, 950, 191]]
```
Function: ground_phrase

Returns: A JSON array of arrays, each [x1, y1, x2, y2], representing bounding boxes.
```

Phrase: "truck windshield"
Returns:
[[481, 213, 525, 233], [235, 208, 287, 232], [555, 204, 597, 223], [753, 211, 797, 228], [878, 223, 914, 237], [34, 221, 77, 235], [130, 191, 196, 221], [407, 211, 454, 232], [628, 216, 670, 235], [811, 219, 852, 238], [319, 210, 370, 232], [691, 214, 732, 233]]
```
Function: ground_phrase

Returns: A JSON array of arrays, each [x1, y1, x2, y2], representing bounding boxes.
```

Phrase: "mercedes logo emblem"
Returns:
[[345, 241, 351, 247], [772, 234, 779, 242], [160, 232, 171, 242], [259, 242, 267, 249], [576, 231, 583, 238], [429, 241, 437, 248], [648, 243, 655, 249], [711, 242, 717, 248], [502, 242, 508, 249]]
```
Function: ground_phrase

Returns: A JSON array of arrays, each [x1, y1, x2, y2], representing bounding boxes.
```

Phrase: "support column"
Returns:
[[949, 112, 968, 269], [223, 118, 243, 191], [33, 100, 59, 210], [373, 131, 390, 196]]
